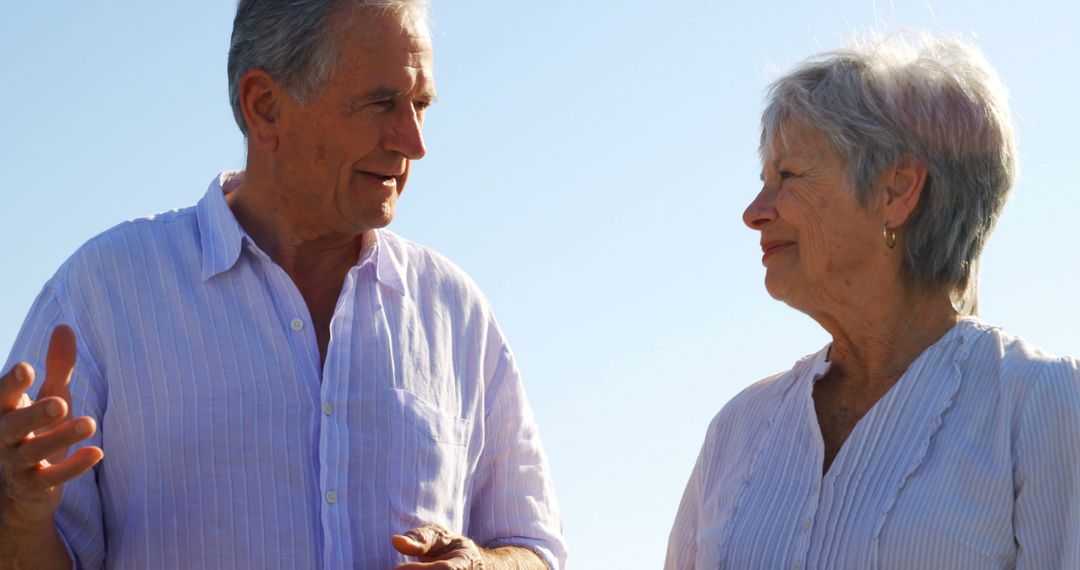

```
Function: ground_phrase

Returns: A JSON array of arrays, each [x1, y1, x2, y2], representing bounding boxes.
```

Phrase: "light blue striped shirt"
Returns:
[[5, 172, 566, 569], [667, 318, 1080, 569]]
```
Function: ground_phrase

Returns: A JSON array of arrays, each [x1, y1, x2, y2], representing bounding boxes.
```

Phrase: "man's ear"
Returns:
[[882, 154, 929, 228], [239, 69, 282, 151]]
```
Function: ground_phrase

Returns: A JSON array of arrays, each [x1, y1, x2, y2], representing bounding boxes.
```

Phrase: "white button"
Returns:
[[792, 562, 802, 570], [325, 490, 337, 504], [290, 318, 304, 331], [322, 403, 334, 416], [802, 519, 813, 531]]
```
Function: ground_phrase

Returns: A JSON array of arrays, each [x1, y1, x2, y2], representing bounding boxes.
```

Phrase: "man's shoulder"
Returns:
[[378, 230, 490, 307], [52, 205, 200, 290]]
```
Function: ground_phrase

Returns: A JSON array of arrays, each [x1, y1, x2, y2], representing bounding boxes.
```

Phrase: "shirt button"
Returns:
[[322, 403, 334, 416], [792, 562, 802, 570], [290, 318, 304, 331], [802, 519, 813, 531], [325, 490, 337, 504]]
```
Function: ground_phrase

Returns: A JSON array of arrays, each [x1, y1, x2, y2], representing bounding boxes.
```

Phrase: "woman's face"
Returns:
[[743, 121, 889, 315]]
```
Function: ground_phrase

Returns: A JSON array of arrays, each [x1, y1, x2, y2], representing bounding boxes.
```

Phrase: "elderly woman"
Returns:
[[666, 33, 1080, 569]]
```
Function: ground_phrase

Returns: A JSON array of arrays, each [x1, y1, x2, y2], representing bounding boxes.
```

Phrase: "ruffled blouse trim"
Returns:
[[868, 320, 975, 568]]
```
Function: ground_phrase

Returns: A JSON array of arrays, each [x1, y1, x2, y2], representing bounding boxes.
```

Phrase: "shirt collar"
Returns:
[[196, 170, 408, 296], [197, 171, 245, 281], [372, 229, 407, 296]]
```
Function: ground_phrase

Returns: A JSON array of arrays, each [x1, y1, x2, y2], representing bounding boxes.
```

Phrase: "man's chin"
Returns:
[[362, 205, 396, 232]]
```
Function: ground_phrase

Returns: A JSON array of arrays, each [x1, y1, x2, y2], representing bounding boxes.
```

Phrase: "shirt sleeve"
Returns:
[[1013, 356, 1080, 568], [465, 336, 567, 570], [3, 283, 107, 570], [665, 441, 705, 570]]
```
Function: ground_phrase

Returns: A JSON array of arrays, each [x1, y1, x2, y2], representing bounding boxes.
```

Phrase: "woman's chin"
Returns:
[[763, 272, 792, 301]]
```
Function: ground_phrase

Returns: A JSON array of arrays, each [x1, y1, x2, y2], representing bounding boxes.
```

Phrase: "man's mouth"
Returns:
[[356, 170, 398, 183]]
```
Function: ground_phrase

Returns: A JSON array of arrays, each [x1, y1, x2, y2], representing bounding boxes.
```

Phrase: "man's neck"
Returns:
[[224, 171, 368, 281], [225, 169, 376, 368]]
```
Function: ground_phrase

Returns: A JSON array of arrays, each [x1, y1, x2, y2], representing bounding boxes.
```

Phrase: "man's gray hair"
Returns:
[[227, 0, 429, 136], [760, 32, 1017, 313]]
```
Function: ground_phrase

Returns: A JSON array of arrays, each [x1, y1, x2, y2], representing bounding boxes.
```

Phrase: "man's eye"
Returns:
[[373, 100, 394, 112], [779, 171, 795, 180]]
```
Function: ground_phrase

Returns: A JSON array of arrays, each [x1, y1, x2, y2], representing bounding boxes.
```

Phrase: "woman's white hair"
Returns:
[[761, 32, 1017, 314], [227, 0, 430, 136]]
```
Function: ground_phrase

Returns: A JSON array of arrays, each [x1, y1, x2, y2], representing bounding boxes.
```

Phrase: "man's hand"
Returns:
[[393, 524, 548, 570], [0, 325, 103, 526]]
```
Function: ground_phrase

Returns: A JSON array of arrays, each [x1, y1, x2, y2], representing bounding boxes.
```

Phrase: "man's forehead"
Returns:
[[334, 8, 432, 62], [337, 4, 431, 44], [329, 6, 434, 74]]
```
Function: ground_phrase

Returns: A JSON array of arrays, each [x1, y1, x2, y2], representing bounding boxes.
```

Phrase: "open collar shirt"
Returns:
[[666, 318, 1080, 570], [5, 172, 566, 569]]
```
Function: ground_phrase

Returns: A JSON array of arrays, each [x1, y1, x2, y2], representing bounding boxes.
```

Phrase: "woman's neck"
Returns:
[[815, 290, 961, 390]]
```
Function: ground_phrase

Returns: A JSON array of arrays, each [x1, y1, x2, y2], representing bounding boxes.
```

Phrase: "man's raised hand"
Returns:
[[0, 325, 103, 526]]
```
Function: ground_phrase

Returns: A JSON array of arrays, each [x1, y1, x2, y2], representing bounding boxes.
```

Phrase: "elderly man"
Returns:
[[0, 1, 566, 568]]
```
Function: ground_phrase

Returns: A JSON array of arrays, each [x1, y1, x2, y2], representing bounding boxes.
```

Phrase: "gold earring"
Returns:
[[882, 225, 897, 249]]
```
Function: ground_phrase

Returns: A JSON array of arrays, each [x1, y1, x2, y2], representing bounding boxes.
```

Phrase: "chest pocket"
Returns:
[[387, 388, 472, 532]]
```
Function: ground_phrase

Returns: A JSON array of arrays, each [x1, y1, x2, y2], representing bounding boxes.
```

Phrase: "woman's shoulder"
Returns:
[[957, 319, 1080, 417], [703, 347, 827, 441], [958, 318, 1078, 387]]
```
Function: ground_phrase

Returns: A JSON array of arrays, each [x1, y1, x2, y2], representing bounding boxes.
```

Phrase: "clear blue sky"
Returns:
[[2, 1, 1077, 567]]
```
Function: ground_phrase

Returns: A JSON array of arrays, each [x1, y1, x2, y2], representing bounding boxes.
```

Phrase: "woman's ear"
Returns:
[[882, 155, 929, 227]]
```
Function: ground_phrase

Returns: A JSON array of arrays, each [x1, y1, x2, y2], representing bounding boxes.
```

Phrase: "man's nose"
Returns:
[[385, 106, 426, 160], [742, 186, 778, 230]]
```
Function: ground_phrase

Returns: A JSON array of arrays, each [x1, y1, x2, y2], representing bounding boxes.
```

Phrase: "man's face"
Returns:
[[274, 7, 435, 237]]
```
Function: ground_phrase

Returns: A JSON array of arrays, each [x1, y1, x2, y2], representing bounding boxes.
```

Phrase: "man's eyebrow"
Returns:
[[347, 87, 438, 108], [348, 87, 404, 107]]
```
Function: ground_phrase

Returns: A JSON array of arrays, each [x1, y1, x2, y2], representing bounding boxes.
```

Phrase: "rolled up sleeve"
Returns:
[[467, 339, 566, 569]]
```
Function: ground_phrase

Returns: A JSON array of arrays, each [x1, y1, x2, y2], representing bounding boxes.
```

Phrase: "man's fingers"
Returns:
[[395, 525, 460, 556], [393, 526, 481, 570], [2, 446, 102, 505], [36, 446, 104, 488], [0, 363, 34, 411], [393, 534, 427, 556], [415, 548, 473, 563], [40, 325, 76, 403], [394, 562, 460, 570], [394, 552, 476, 570], [13, 416, 95, 468], [1, 397, 69, 446]]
